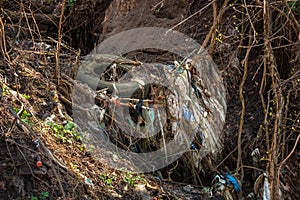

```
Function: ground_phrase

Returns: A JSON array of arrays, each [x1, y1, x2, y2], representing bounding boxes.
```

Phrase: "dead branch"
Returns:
[[208, 0, 217, 55], [263, 0, 285, 198], [55, 0, 67, 85], [236, 27, 254, 179], [2, 9, 59, 26]]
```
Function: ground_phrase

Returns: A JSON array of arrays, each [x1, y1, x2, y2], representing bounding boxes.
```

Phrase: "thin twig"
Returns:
[[192, 0, 229, 63], [208, 0, 218, 55], [236, 28, 254, 179], [0, 17, 12, 63], [55, 0, 67, 85], [167, 1, 215, 33], [21, 2, 36, 50], [243, 0, 257, 43]]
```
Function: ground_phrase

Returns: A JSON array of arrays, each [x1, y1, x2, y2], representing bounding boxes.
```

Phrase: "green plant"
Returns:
[[13, 108, 34, 126], [0, 85, 8, 96], [287, 0, 300, 12], [70, 162, 80, 173], [123, 172, 145, 187], [47, 121, 82, 144], [67, 0, 77, 7], [40, 192, 49, 200], [21, 93, 31, 99], [99, 173, 116, 187], [155, 8, 160, 14], [31, 191, 49, 200]]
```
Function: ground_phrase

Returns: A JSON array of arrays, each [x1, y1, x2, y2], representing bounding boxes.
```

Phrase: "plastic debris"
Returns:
[[171, 122, 178, 134], [125, 116, 135, 127], [175, 66, 185, 74], [166, 92, 179, 118], [74, 53, 227, 172], [85, 177, 93, 186], [131, 77, 145, 87], [142, 104, 155, 136], [166, 64, 175, 73], [247, 192, 256, 200], [157, 109, 168, 162], [33, 139, 39, 150], [214, 174, 226, 185], [212, 172, 240, 200], [197, 126, 205, 145], [131, 144, 139, 153], [136, 99, 143, 117], [211, 174, 232, 200], [182, 105, 195, 122], [183, 184, 193, 192], [189, 141, 196, 150], [36, 154, 43, 168], [79, 173, 94, 187], [34, 61, 40, 67], [251, 148, 260, 158], [225, 172, 241, 192], [263, 173, 270, 200], [99, 108, 106, 123], [254, 172, 281, 200]]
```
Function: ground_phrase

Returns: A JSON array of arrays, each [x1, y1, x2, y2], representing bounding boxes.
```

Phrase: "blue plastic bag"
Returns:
[[225, 172, 241, 192], [182, 105, 195, 122]]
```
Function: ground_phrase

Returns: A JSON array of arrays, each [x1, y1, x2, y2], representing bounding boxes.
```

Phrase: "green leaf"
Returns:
[[22, 110, 31, 119], [64, 121, 75, 131], [40, 191, 49, 200], [21, 93, 31, 99], [13, 107, 20, 113]]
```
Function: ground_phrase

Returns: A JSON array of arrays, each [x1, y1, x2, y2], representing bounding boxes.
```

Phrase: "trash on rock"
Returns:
[[73, 52, 227, 172]]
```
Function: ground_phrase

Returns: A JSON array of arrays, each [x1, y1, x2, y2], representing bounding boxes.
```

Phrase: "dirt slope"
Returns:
[[1, 0, 299, 199]]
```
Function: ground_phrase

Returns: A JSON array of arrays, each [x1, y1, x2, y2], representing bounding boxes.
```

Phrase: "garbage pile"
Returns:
[[211, 172, 241, 200], [73, 53, 226, 172]]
